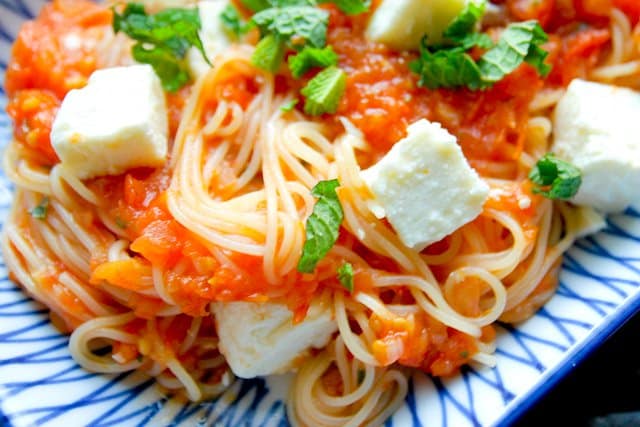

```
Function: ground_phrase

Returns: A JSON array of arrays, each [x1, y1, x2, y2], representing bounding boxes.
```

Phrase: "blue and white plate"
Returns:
[[1, 1, 639, 426]]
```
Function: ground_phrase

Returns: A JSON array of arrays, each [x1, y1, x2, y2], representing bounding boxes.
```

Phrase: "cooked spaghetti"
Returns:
[[3, 0, 640, 426]]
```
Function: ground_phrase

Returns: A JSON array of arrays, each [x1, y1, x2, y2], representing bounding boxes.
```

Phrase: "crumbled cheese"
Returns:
[[187, 1, 232, 79], [366, 0, 469, 51], [50, 64, 168, 179], [361, 119, 489, 251], [553, 79, 640, 212], [517, 195, 532, 210], [212, 299, 337, 379]]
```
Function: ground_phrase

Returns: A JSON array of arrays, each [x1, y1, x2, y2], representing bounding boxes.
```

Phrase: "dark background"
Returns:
[[514, 310, 640, 426]]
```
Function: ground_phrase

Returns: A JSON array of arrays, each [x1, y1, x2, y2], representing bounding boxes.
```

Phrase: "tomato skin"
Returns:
[[6, 90, 60, 165]]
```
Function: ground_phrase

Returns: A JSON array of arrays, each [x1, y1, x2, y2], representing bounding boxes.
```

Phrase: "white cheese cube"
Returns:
[[553, 79, 640, 213], [366, 0, 468, 51], [361, 119, 489, 251], [51, 65, 168, 179], [187, 1, 233, 79], [212, 299, 337, 379]]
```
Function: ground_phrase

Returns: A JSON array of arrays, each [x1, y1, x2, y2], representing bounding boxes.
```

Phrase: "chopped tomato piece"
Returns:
[[90, 258, 152, 292], [6, 90, 60, 165], [5, 0, 111, 98], [507, 0, 556, 27], [548, 27, 611, 86]]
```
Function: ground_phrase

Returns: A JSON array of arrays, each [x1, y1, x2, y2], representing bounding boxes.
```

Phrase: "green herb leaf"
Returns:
[[297, 179, 344, 273], [337, 262, 354, 292], [411, 4, 551, 91], [280, 99, 299, 111], [220, 4, 251, 38], [321, 0, 370, 15], [251, 33, 286, 72], [356, 369, 365, 385], [410, 45, 484, 90], [529, 153, 582, 200], [477, 20, 550, 85], [288, 46, 338, 78], [523, 30, 552, 77], [246, 0, 369, 16], [443, 0, 486, 44], [300, 65, 346, 115], [251, 6, 329, 48], [112, 3, 209, 91], [131, 44, 191, 92], [113, 4, 203, 58], [30, 197, 49, 220], [271, 0, 317, 6], [241, 0, 272, 12]]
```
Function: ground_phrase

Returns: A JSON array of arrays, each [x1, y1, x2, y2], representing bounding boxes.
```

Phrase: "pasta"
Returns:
[[2, 1, 639, 425]]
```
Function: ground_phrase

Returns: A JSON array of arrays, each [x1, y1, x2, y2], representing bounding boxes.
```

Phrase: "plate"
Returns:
[[1, 1, 640, 426]]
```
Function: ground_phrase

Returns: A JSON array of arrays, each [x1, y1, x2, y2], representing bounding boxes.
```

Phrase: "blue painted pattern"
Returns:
[[0, 1, 639, 426]]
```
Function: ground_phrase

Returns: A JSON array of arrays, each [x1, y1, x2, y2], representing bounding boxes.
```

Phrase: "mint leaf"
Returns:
[[300, 65, 346, 115], [478, 20, 550, 85], [280, 99, 299, 111], [288, 46, 338, 78], [529, 153, 582, 200], [337, 262, 354, 292], [270, 0, 316, 6], [30, 197, 49, 220], [321, 0, 370, 15], [220, 4, 251, 38], [443, 0, 486, 43], [412, 17, 551, 90], [131, 44, 191, 92], [523, 25, 552, 77], [241, 0, 271, 12], [251, 33, 286, 72], [251, 6, 329, 48], [297, 179, 344, 273], [410, 44, 484, 90], [112, 3, 208, 91]]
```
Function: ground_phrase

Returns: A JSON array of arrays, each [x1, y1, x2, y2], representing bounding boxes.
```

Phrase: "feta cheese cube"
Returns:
[[187, 1, 233, 79], [553, 79, 640, 212], [51, 65, 168, 180], [361, 119, 489, 251], [366, 0, 468, 51], [212, 299, 337, 379]]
